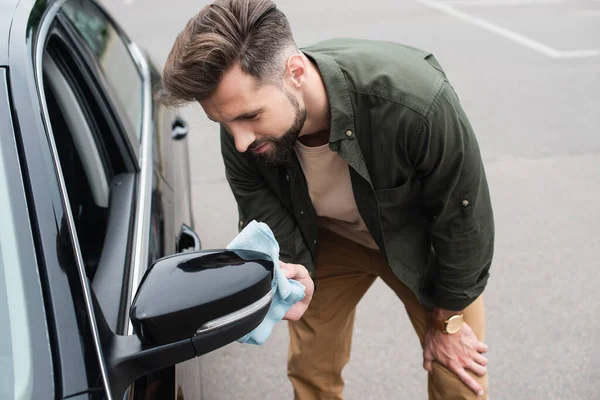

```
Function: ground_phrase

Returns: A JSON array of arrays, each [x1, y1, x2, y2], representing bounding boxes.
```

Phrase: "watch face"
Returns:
[[446, 315, 463, 334]]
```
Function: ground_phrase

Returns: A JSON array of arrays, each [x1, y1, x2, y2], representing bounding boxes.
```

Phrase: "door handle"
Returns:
[[177, 224, 202, 252], [172, 117, 189, 141]]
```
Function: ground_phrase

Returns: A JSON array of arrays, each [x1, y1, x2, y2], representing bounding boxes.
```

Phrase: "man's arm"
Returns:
[[410, 81, 495, 312], [410, 81, 493, 396], [220, 126, 314, 271]]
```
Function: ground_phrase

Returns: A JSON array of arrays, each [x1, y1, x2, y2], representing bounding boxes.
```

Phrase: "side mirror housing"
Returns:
[[130, 249, 273, 345], [105, 249, 273, 399]]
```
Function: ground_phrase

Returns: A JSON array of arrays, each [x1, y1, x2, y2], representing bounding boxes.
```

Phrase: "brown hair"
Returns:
[[160, 0, 296, 107]]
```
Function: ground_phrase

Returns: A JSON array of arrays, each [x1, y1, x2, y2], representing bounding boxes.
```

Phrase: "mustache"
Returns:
[[248, 138, 275, 151]]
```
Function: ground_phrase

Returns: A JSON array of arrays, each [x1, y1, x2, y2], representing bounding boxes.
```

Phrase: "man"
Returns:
[[161, 0, 494, 398]]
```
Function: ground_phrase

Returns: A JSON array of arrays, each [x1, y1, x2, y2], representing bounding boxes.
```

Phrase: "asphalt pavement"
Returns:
[[102, 0, 600, 398]]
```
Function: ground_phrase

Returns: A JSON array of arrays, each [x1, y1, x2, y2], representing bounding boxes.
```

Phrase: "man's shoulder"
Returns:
[[303, 38, 447, 117], [303, 38, 428, 57]]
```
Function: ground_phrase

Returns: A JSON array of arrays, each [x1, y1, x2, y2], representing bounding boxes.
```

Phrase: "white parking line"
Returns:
[[415, 0, 599, 58], [445, 0, 564, 7]]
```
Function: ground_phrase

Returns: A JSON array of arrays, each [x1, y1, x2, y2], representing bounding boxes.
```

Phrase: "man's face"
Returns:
[[200, 64, 306, 166]]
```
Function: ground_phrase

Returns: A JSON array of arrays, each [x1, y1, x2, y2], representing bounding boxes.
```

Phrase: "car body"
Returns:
[[0, 0, 272, 399]]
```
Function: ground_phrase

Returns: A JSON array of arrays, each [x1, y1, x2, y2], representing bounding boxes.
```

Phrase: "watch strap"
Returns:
[[431, 315, 448, 332]]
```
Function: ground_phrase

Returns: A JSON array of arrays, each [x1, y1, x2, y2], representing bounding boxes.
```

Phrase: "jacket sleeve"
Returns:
[[411, 81, 495, 311], [219, 126, 314, 272]]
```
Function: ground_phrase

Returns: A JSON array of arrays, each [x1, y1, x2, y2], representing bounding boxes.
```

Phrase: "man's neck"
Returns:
[[298, 130, 330, 147], [298, 55, 331, 146]]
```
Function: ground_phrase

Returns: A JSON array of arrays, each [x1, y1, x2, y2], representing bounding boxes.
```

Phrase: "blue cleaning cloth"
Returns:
[[226, 220, 306, 345]]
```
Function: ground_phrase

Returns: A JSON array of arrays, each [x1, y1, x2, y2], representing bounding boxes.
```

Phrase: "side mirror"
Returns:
[[130, 248, 273, 346], [104, 249, 273, 398]]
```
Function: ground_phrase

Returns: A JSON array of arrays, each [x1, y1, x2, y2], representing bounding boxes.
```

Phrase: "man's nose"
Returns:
[[230, 127, 256, 153]]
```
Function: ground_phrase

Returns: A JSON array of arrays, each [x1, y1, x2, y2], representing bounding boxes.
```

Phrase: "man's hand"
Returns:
[[423, 321, 489, 396], [279, 261, 314, 321]]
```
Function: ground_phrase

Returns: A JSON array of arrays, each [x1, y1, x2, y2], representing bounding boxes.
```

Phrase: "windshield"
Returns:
[[0, 139, 34, 399]]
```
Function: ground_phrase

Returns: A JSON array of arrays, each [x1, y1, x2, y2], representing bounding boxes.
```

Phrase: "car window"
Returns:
[[42, 25, 137, 280], [61, 0, 144, 141], [43, 50, 111, 280]]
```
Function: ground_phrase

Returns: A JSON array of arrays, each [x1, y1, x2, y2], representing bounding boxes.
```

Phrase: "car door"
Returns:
[[31, 0, 199, 398]]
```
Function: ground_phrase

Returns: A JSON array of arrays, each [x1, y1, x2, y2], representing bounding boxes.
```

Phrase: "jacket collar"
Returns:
[[301, 50, 372, 185], [302, 50, 356, 144]]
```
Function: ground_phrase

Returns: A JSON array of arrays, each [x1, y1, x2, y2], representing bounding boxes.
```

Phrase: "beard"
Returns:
[[249, 90, 306, 167]]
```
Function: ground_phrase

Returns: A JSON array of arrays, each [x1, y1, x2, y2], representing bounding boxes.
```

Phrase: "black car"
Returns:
[[0, 0, 274, 399]]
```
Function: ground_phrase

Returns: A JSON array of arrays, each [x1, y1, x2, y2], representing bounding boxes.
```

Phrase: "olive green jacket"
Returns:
[[220, 38, 494, 311]]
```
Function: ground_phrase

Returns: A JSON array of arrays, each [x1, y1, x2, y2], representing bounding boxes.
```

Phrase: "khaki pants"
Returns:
[[287, 228, 487, 400]]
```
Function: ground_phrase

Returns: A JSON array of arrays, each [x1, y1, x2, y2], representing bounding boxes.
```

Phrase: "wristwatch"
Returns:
[[432, 314, 464, 334]]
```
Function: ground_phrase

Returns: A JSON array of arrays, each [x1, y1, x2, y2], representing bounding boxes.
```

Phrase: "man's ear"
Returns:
[[286, 54, 307, 88]]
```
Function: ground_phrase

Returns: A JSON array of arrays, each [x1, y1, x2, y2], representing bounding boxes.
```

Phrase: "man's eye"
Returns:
[[243, 114, 259, 120]]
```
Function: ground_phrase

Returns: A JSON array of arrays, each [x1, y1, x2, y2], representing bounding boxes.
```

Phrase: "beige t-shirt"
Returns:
[[294, 141, 379, 250]]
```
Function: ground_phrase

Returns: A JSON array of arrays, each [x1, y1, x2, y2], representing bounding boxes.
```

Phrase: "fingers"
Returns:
[[283, 306, 304, 321], [472, 352, 488, 367], [280, 261, 315, 305], [475, 341, 489, 354], [461, 322, 487, 353], [280, 262, 295, 279], [466, 359, 487, 377], [451, 365, 485, 396], [279, 261, 309, 280]]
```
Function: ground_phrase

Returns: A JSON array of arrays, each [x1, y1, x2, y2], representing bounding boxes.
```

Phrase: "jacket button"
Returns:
[[461, 200, 470, 207], [239, 220, 244, 227], [345, 130, 353, 137], [300, 210, 305, 215], [286, 174, 290, 181]]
